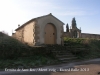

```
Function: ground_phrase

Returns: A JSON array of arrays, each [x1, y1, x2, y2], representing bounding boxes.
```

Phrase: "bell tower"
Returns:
[[72, 17, 77, 29]]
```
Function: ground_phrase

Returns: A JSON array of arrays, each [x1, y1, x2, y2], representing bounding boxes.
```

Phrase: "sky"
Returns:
[[0, 0, 100, 35]]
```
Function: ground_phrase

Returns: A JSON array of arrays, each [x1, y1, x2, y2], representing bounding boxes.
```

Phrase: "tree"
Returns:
[[72, 17, 77, 28], [66, 23, 69, 32]]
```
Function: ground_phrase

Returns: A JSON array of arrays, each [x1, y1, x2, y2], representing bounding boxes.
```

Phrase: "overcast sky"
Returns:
[[0, 0, 100, 35]]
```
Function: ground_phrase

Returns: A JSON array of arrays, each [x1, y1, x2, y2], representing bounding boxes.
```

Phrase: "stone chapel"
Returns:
[[12, 13, 100, 46]]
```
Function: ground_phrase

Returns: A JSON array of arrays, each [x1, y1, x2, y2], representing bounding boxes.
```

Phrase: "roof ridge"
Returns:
[[15, 13, 64, 31]]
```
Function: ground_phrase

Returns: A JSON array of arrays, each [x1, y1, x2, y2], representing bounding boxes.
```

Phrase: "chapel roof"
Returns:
[[15, 13, 65, 31]]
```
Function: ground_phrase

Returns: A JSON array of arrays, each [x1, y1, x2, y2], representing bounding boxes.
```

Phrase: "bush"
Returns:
[[64, 37, 100, 59], [0, 32, 55, 59]]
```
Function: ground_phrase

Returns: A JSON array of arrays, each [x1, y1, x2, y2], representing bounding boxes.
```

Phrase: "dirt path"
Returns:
[[51, 64, 100, 75]]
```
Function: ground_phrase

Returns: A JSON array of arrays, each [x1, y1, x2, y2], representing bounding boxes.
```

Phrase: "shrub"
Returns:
[[64, 37, 100, 59], [0, 33, 30, 59]]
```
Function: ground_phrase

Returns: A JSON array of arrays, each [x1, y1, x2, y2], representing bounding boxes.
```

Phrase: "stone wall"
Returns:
[[12, 33, 16, 38], [33, 20, 40, 45], [15, 28, 24, 42], [63, 32, 70, 37], [23, 21, 35, 46], [81, 33, 100, 39], [63, 32, 100, 39]]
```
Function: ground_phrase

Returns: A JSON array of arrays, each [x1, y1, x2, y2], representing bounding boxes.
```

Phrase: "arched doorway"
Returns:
[[44, 23, 56, 44]]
